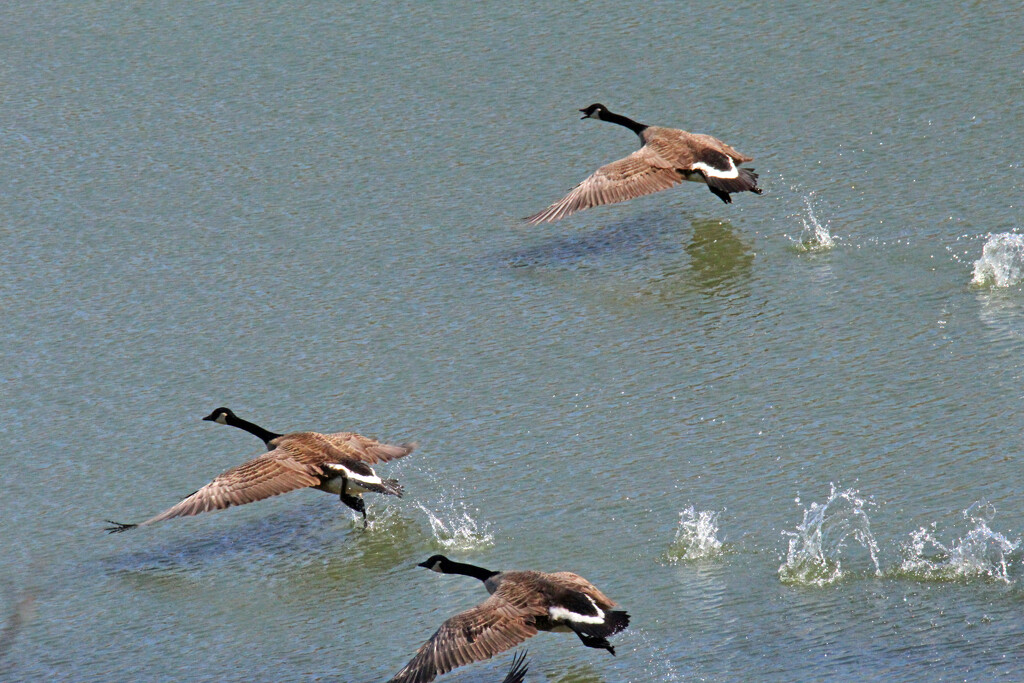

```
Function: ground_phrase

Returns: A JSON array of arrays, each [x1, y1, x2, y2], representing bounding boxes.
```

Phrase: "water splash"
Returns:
[[971, 232, 1024, 287], [415, 501, 494, 552], [779, 485, 880, 586], [363, 504, 403, 533], [787, 193, 835, 252], [665, 507, 724, 563], [895, 502, 1020, 583]]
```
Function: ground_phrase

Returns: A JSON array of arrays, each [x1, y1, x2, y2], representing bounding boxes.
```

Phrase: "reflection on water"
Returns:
[[638, 218, 755, 304], [976, 289, 1024, 342], [499, 214, 754, 305], [684, 219, 755, 294], [543, 662, 607, 683]]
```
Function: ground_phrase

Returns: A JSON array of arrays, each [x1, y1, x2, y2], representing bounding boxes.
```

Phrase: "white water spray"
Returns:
[[786, 192, 835, 251], [415, 501, 494, 551], [896, 502, 1020, 583], [971, 232, 1024, 287], [666, 507, 724, 563], [779, 484, 880, 586]]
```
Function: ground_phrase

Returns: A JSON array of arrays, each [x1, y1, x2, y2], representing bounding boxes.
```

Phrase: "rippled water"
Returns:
[[3, 1, 1024, 681]]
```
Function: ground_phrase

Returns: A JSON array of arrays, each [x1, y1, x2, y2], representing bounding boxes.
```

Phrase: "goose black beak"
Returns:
[[579, 108, 587, 119], [417, 560, 431, 568]]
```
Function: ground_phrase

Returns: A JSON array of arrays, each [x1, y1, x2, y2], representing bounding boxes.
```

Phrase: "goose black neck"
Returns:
[[442, 559, 499, 583], [601, 109, 648, 136], [225, 414, 282, 446]]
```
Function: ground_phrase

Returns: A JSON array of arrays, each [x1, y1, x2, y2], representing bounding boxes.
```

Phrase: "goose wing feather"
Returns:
[[645, 128, 753, 167], [388, 584, 546, 683], [545, 571, 618, 608], [317, 431, 416, 464], [526, 147, 682, 224], [132, 448, 324, 527], [502, 650, 529, 683]]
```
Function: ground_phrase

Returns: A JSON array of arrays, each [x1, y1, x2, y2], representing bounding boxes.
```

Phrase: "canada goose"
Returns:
[[526, 103, 761, 223], [105, 408, 414, 532], [388, 555, 629, 683]]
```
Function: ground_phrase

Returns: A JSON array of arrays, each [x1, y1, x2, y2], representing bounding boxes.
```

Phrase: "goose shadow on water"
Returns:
[[101, 502, 421, 577], [500, 211, 756, 303], [438, 660, 607, 683], [498, 209, 692, 269], [0, 589, 34, 675]]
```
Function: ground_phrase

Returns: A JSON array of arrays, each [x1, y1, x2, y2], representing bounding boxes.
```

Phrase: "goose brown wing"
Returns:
[[317, 431, 416, 464], [646, 129, 753, 167], [545, 572, 618, 608], [131, 449, 323, 528], [688, 132, 753, 164], [525, 147, 682, 224], [388, 590, 544, 683]]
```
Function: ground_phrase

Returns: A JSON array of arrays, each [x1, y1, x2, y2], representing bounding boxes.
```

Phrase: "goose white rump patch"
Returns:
[[692, 160, 739, 179], [322, 463, 381, 485], [548, 603, 605, 625]]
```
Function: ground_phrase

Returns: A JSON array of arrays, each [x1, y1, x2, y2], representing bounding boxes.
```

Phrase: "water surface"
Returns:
[[2, 2, 1024, 681]]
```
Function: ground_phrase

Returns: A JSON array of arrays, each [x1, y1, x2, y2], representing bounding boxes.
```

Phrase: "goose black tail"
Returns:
[[706, 168, 762, 203], [378, 478, 404, 498], [578, 609, 630, 638]]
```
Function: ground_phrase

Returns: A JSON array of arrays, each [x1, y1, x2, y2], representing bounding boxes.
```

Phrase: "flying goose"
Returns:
[[105, 408, 414, 532], [526, 103, 762, 224], [388, 555, 629, 683]]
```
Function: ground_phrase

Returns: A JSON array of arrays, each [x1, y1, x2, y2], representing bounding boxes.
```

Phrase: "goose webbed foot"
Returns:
[[340, 492, 368, 529], [708, 186, 732, 203], [576, 632, 616, 656]]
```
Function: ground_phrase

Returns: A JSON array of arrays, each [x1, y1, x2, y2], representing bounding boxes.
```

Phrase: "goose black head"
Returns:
[[418, 555, 450, 573], [579, 103, 607, 120], [202, 407, 236, 424]]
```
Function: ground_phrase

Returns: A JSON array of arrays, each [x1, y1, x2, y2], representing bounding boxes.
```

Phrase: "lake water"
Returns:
[[3, 2, 1024, 681]]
